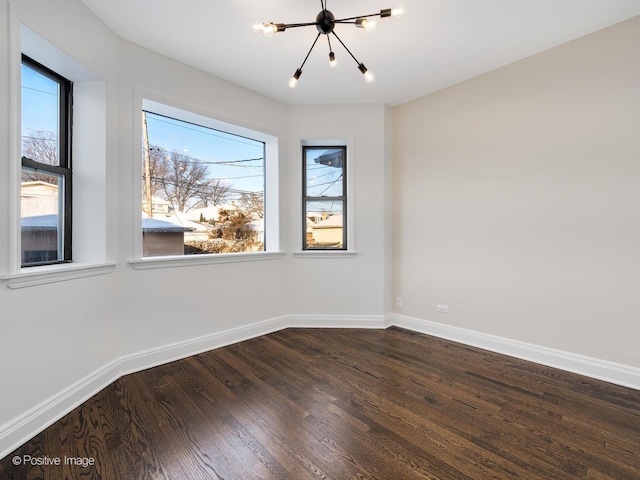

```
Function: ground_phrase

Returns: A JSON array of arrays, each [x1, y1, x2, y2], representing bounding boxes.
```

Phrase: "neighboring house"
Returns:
[[306, 217, 317, 246], [142, 195, 171, 215], [149, 196, 171, 214], [22, 215, 193, 260], [185, 206, 220, 223], [142, 198, 208, 242], [21, 181, 59, 217], [307, 212, 325, 223], [311, 214, 343, 247], [142, 218, 193, 257]]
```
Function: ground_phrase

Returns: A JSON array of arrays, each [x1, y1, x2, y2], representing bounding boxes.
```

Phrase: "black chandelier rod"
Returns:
[[331, 31, 361, 66], [300, 33, 322, 70], [279, 10, 390, 30], [335, 11, 394, 23], [279, 22, 318, 29]]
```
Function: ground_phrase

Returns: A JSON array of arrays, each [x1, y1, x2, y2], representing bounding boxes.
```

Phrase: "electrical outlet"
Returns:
[[396, 297, 403, 308], [437, 304, 449, 314]]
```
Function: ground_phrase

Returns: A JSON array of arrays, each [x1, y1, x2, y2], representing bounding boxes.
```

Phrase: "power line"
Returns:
[[144, 112, 264, 149], [22, 86, 57, 96], [318, 174, 343, 196], [146, 145, 264, 169]]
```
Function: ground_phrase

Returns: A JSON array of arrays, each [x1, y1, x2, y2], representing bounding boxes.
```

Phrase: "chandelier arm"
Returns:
[[281, 22, 319, 29], [331, 31, 361, 66], [334, 13, 384, 22], [299, 32, 322, 70]]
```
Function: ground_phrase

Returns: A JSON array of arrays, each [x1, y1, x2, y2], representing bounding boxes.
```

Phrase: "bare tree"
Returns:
[[144, 146, 170, 199], [239, 192, 264, 219], [196, 177, 232, 207], [22, 130, 59, 184], [159, 150, 209, 212]]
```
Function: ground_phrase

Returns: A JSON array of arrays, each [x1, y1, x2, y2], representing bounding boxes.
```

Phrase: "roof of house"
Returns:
[[21, 214, 58, 229], [313, 214, 343, 229], [21, 215, 193, 233], [142, 218, 193, 232]]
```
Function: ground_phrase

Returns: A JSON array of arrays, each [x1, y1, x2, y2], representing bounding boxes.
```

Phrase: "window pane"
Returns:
[[21, 169, 65, 265], [21, 63, 60, 166], [305, 200, 344, 249], [142, 111, 265, 257], [305, 148, 344, 197]]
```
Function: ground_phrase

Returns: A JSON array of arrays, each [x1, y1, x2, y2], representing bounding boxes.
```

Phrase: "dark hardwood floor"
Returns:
[[1, 327, 639, 479]]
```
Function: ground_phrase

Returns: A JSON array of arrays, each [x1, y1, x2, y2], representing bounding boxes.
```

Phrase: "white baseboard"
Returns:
[[390, 313, 640, 391], [288, 314, 389, 329], [0, 315, 289, 461], [3, 312, 639, 461]]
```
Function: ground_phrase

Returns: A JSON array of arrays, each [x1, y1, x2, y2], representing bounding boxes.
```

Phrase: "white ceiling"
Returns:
[[80, 0, 640, 106]]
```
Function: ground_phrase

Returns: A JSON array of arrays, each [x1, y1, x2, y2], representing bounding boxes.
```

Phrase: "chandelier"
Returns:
[[253, 1, 405, 88]]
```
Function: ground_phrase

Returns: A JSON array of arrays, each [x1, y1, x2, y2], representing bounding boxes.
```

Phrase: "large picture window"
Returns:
[[20, 55, 73, 266], [303, 146, 347, 250], [141, 108, 266, 257]]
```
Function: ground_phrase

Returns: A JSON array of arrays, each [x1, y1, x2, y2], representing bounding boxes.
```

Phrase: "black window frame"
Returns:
[[21, 54, 73, 267], [302, 145, 347, 251]]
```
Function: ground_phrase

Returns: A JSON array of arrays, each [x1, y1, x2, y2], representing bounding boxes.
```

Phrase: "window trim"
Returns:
[[302, 145, 348, 251], [133, 96, 282, 266], [21, 54, 73, 266]]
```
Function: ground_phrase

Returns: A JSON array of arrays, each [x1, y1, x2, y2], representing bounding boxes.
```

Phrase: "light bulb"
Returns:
[[358, 63, 375, 83], [262, 23, 276, 37], [392, 5, 405, 18], [288, 68, 302, 89], [356, 18, 376, 31], [329, 52, 337, 68]]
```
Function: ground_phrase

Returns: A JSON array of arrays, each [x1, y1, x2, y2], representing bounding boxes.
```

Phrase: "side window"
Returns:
[[141, 108, 266, 257], [302, 146, 347, 250], [20, 55, 73, 266]]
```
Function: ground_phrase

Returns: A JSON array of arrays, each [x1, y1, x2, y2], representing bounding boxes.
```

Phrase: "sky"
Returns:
[[21, 63, 60, 162], [144, 111, 265, 199]]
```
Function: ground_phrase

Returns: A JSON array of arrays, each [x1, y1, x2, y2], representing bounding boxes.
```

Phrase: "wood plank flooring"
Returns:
[[1, 327, 639, 479]]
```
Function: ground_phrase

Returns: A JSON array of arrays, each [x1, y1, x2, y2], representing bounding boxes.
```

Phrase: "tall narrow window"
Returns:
[[141, 108, 266, 257], [303, 146, 347, 250], [20, 55, 73, 266]]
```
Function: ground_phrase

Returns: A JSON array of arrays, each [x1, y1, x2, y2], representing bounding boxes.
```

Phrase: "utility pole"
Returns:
[[142, 111, 153, 218]]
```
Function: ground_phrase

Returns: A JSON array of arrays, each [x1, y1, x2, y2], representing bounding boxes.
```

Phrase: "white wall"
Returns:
[[0, 0, 124, 450], [286, 104, 392, 319], [393, 16, 640, 368], [4, 0, 637, 463], [0, 0, 391, 458]]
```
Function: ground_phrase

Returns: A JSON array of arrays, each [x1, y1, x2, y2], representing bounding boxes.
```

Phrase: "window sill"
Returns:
[[293, 251, 358, 259], [2, 262, 116, 289], [129, 251, 286, 270]]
